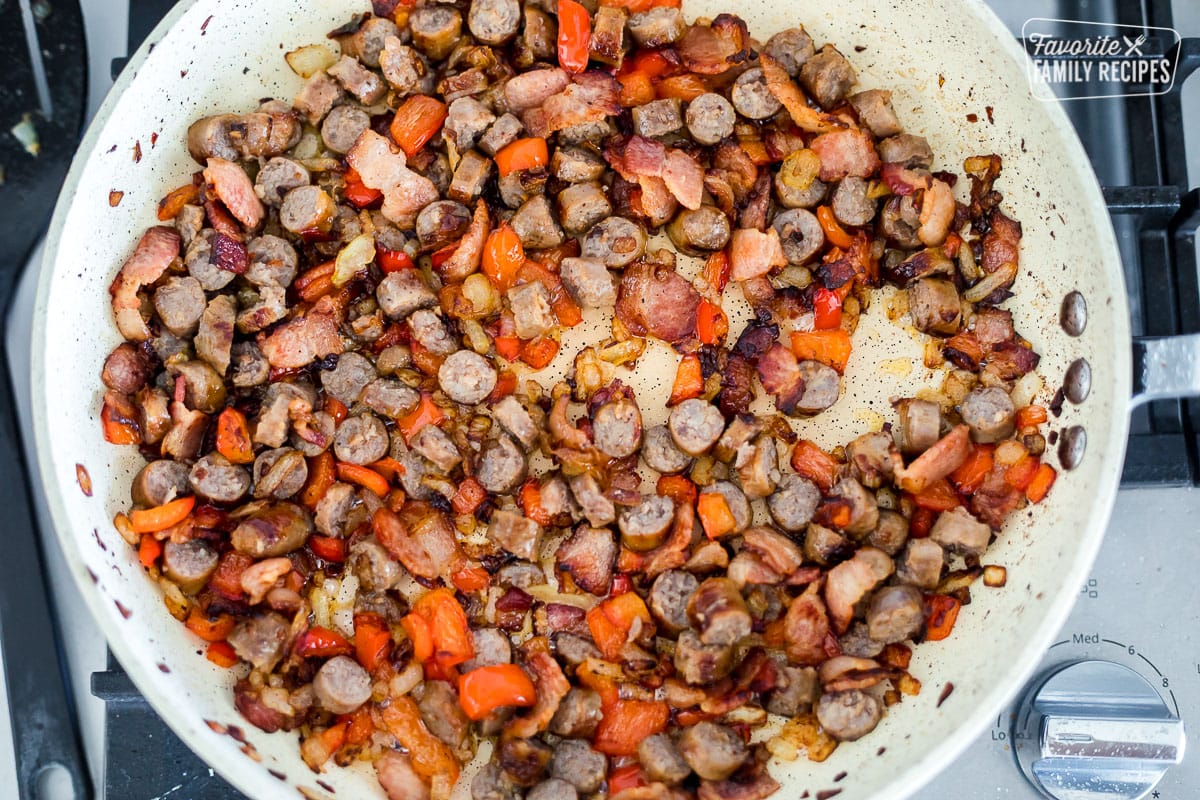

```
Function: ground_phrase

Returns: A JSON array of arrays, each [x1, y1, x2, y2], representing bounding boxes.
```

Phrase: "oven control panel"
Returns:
[[924, 491, 1198, 798]]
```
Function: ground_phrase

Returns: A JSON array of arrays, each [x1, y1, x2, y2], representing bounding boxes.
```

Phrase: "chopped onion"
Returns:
[[332, 233, 377, 286], [462, 273, 500, 316], [1009, 370, 1043, 409], [332, 574, 358, 638], [389, 662, 424, 696], [983, 565, 1008, 587], [963, 261, 1017, 303], [779, 149, 820, 191], [285, 44, 338, 78]]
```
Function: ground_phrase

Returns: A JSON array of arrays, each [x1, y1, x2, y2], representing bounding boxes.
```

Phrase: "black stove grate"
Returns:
[[86, 0, 1200, 798]]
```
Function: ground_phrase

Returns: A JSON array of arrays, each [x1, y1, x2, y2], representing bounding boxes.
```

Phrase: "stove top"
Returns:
[[2, 0, 1198, 798]]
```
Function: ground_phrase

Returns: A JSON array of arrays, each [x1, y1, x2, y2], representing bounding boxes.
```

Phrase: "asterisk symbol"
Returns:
[[1152, 791, 1160, 798]]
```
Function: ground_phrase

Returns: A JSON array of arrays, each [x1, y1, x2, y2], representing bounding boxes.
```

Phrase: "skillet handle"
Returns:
[[1131, 334, 1200, 407], [0, 350, 92, 798]]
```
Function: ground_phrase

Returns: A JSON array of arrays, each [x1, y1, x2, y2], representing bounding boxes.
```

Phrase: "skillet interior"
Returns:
[[33, 0, 1129, 797]]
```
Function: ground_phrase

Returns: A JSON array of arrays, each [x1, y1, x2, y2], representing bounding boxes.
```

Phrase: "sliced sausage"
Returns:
[[446, 97, 497, 154], [642, 424, 692, 474], [320, 352, 378, 406], [878, 134, 934, 169], [775, 172, 827, 209], [101, 343, 151, 395], [767, 474, 819, 533], [866, 584, 925, 644], [493, 395, 538, 450], [735, 435, 779, 499], [894, 398, 942, 454], [333, 414, 390, 465], [508, 282, 557, 340], [231, 503, 312, 558], [772, 208, 824, 265], [668, 398, 724, 456], [510, 195, 565, 250], [468, 0, 521, 45], [732, 68, 782, 120], [848, 89, 902, 138], [593, 397, 642, 458], [633, 98, 684, 138], [628, 7, 685, 47], [315, 482, 357, 537], [930, 506, 991, 557], [568, 473, 615, 527], [560, 257, 616, 308], [449, 150, 495, 203], [479, 113, 525, 156], [674, 629, 734, 685], [868, 509, 910, 556], [409, 309, 458, 355], [637, 734, 690, 784], [132, 460, 191, 507], [313, 655, 371, 715], [792, 360, 841, 415], [881, 194, 922, 248], [291, 411, 336, 457], [162, 540, 218, 594], [153, 276, 206, 337], [279, 185, 336, 234], [227, 613, 289, 671], [619, 495, 675, 551], [552, 146, 606, 184], [477, 435, 528, 494], [377, 268, 437, 320], [414, 679, 471, 754], [189, 454, 251, 503], [847, 431, 895, 489], [549, 740, 606, 794], [667, 206, 731, 256], [439, 350, 498, 404], [831, 176, 876, 227], [764, 28, 815, 77], [255, 157, 310, 206], [328, 55, 386, 104], [472, 763, 522, 800], [347, 15, 399, 68], [557, 182, 612, 235], [817, 689, 882, 741], [527, 779, 576, 800], [416, 200, 472, 251], [649, 569, 698, 634], [515, 7, 557, 67], [245, 235, 298, 289], [409, 5, 462, 60], [321, 105, 370, 155], [235, 286, 287, 334], [230, 342, 269, 388], [549, 688, 603, 739], [960, 387, 1016, 443], [767, 661, 820, 716], [556, 524, 616, 595], [803, 523, 853, 566], [799, 44, 857, 109], [252, 448, 308, 500], [700, 481, 751, 534], [488, 509, 543, 561], [588, 5, 626, 66], [830, 477, 879, 536], [895, 538, 944, 589], [411, 424, 462, 472], [685, 92, 736, 146], [582, 216, 646, 268], [293, 71, 343, 125], [908, 277, 962, 335], [380, 38, 428, 95], [462, 627, 513, 673], [677, 722, 748, 781], [688, 577, 752, 647]]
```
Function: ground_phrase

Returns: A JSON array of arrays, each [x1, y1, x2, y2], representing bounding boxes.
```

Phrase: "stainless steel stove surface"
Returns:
[[2, 0, 1198, 798]]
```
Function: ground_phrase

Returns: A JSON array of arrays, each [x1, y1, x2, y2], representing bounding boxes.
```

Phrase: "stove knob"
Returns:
[[1012, 660, 1186, 800]]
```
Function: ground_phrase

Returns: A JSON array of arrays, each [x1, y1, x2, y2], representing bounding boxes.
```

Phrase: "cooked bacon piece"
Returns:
[[508, 645, 571, 738], [438, 200, 489, 282], [755, 345, 806, 415], [372, 506, 438, 580], [893, 424, 971, 494], [824, 546, 893, 634], [505, 67, 570, 112], [677, 15, 751, 75], [759, 54, 845, 134], [523, 72, 620, 138], [784, 581, 831, 666], [981, 209, 1022, 274], [637, 176, 680, 227], [203, 158, 265, 230], [109, 226, 181, 341], [615, 261, 701, 344], [809, 129, 881, 182], [741, 527, 804, 576], [258, 298, 344, 369], [556, 525, 617, 595], [970, 463, 1025, 529], [729, 228, 787, 282], [346, 130, 438, 227], [643, 502, 699, 578], [662, 149, 705, 210]]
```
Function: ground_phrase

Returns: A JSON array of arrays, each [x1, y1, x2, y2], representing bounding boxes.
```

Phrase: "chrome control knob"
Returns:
[[1013, 660, 1186, 800]]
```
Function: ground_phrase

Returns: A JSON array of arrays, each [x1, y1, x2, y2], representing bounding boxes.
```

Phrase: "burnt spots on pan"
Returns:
[[115, 599, 133, 618], [133, 140, 143, 163], [1049, 387, 1065, 418], [268, 769, 287, 781], [1063, 358, 1091, 404], [937, 682, 955, 707], [816, 790, 844, 800], [1058, 425, 1086, 471], [92, 528, 106, 552], [317, 780, 336, 793], [108, 191, 124, 208], [205, 719, 227, 735], [157, 662, 170, 673], [1060, 291, 1087, 336]]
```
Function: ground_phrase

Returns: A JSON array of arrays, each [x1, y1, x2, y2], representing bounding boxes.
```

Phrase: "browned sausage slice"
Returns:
[[642, 424, 692, 474], [866, 584, 924, 643], [101, 343, 151, 395], [685, 93, 735, 146], [816, 689, 882, 741], [333, 414, 390, 465], [279, 185, 336, 234], [477, 434, 528, 494], [667, 399, 724, 456], [772, 208, 824, 265], [592, 396, 642, 458], [731, 67, 782, 120], [189, 453, 251, 503], [439, 350, 498, 404], [230, 503, 312, 558], [959, 386, 1016, 443], [468, 0, 521, 45], [582, 216, 646, 267], [313, 655, 372, 714], [648, 569, 698, 634], [688, 577, 752, 646], [153, 276, 206, 337], [132, 460, 191, 507], [677, 722, 748, 781], [410, 5, 463, 60]]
